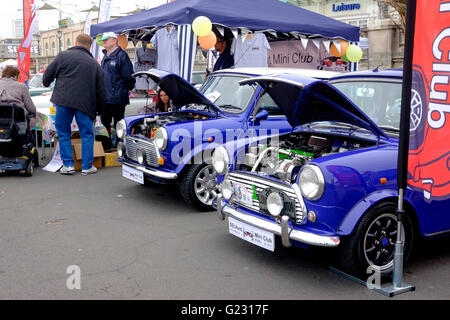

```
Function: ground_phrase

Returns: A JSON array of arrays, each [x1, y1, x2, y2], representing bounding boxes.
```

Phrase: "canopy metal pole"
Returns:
[[378, 0, 417, 297]]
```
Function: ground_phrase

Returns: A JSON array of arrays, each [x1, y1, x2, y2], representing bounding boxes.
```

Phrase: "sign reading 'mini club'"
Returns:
[[332, 2, 361, 12]]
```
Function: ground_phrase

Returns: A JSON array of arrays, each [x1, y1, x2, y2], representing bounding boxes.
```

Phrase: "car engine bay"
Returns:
[[130, 112, 213, 138], [243, 132, 374, 183]]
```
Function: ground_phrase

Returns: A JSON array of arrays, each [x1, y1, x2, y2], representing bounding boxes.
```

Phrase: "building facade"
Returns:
[[293, 0, 404, 69], [0, 38, 40, 74], [36, 18, 139, 73]]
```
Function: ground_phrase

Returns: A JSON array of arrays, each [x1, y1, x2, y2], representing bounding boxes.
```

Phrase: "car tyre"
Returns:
[[338, 202, 414, 279], [24, 161, 33, 177], [179, 163, 218, 212], [33, 149, 39, 167]]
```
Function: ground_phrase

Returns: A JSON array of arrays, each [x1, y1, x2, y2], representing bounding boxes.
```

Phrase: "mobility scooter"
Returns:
[[0, 105, 38, 176]]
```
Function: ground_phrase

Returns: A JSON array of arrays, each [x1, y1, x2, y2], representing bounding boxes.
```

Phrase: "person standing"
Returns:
[[43, 33, 106, 175], [212, 31, 234, 71], [100, 32, 135, 142]]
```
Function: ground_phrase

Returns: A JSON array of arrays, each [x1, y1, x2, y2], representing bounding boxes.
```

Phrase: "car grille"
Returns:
[[228, 171, 306, 224], [125, 136, 160, 167]]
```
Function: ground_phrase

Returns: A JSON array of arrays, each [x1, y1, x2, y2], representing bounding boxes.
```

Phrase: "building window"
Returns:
[[359, 19, 368, 29], [67, 38, 71, 49], [52, 42, 56, 56], [45, 43, 49, 56]]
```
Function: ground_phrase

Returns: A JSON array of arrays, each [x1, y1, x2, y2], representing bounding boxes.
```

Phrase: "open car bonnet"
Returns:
[[132, 69, 223, 115], [240, 73, 388, 139]]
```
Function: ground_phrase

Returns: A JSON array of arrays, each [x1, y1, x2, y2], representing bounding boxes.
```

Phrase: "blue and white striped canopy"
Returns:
[[91, 0, 360, 81]]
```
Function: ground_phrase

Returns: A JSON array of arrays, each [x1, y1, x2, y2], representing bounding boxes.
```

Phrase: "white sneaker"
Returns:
[[81, 166, 97, 175], [60, 165, 75, 175]]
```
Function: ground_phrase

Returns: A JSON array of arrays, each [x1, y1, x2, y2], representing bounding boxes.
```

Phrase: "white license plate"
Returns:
[[232, 182, 254, 206], [228, 217, 275, 252], [122, 165, 144, 184]]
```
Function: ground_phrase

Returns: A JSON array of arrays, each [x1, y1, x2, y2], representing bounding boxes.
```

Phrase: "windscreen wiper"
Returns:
[[218, 104, 242, 111]]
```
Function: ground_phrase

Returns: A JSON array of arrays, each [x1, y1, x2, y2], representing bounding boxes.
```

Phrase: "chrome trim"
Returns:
[[424, 229, 450, 237], [217, 194, 225, 221], [299, 164, 325, 201], [239, 76, 306, 88], [281, 216, 292, 247], [221, 204, 340, 247], [125, 136, 161, 167], [120, 160, 177, 180], [154, 127, 168, 150], [227, 171, 306, 224], [292, 183, 308, 224]]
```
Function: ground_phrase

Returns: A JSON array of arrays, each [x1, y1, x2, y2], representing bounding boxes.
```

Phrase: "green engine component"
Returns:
[[278, 149, 314, 160], [261, 145, 313, 160]]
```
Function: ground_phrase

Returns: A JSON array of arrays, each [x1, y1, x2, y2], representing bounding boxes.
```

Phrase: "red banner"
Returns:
[[17, 0, 36, 83], [408, 0, 450, 201]]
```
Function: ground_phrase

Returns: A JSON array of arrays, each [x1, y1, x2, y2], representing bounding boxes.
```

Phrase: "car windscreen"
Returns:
[[331, 79, 402, 131], [191, 72, 206, 85], [28, 75, 43, 88], [200, 75, 256, 114]]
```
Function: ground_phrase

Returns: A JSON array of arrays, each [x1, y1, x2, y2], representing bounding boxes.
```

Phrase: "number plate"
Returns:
[[122, 164, 144, 184], [228, 217, 275, 252]]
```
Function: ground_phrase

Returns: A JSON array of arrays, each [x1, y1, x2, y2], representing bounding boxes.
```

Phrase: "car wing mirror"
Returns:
[[252, 109, 269, 124]]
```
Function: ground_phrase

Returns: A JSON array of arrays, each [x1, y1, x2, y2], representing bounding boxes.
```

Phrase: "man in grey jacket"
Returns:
[[43, 33, 106, 175]]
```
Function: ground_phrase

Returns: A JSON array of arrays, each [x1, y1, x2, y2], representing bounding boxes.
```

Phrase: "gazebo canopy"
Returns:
[[90, 0, 359, 41]]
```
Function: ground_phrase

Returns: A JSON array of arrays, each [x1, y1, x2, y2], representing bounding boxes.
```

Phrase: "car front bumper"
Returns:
[[216, 195, 340, 248], [119, 158, 178, 180]]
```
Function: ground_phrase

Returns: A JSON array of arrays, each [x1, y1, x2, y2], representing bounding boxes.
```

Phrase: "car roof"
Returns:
[[330, 69, 403, 81], [213, 67, 341, 79]]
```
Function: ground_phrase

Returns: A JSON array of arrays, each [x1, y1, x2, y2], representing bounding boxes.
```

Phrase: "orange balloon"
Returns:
[[118, 34, 128, 50], [198, 31, 216, 50], [330, 40, 349, 57]]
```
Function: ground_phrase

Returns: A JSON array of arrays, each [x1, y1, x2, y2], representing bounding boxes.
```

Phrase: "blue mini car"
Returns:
[[116, 68, 338, 210], [213, 70, 450, 277]]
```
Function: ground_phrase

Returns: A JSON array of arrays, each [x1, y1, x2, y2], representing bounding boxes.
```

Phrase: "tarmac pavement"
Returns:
[[0, 150, 449, 300]]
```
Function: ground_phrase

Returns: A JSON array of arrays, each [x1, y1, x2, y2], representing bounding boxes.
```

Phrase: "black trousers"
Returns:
[[101, 104, 126, 135]]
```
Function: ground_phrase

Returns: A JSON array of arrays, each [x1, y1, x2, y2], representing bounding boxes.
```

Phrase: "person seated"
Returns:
[[0, 66, 36, 128], [138, 89, 174, 114]]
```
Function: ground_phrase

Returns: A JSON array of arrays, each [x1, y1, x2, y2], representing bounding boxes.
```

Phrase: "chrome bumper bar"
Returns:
[[120, 159, 178, 180], [217, 195, 340, 248]]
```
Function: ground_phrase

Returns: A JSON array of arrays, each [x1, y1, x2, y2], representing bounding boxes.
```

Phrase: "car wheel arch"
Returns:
[[337, 193, 421, 237]]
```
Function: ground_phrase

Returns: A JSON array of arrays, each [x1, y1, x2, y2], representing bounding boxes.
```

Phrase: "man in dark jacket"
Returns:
[[100, 32, 135, 141], [43, 33, 106, 175], [213, 31, 234, 71]]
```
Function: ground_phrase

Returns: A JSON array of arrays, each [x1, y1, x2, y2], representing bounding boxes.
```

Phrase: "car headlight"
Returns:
[[299, 165, 325, 200], [116, 119, 126, 140], [212, 146, 229, 175], [154, 127, 168, 150], [221, 179, 232, 200], [267, 192, 284, 217], [136, 149, 146, 165]]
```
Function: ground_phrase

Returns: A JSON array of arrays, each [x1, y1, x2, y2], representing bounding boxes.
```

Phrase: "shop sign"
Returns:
[[332, 2, 361, 12]]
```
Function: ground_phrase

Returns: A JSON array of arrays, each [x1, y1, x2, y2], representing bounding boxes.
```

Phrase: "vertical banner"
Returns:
[[17, 0, 37, 84], [84, 10, 93, 35], [406, 0, 450, 201], [91, 0, 113, 63]]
